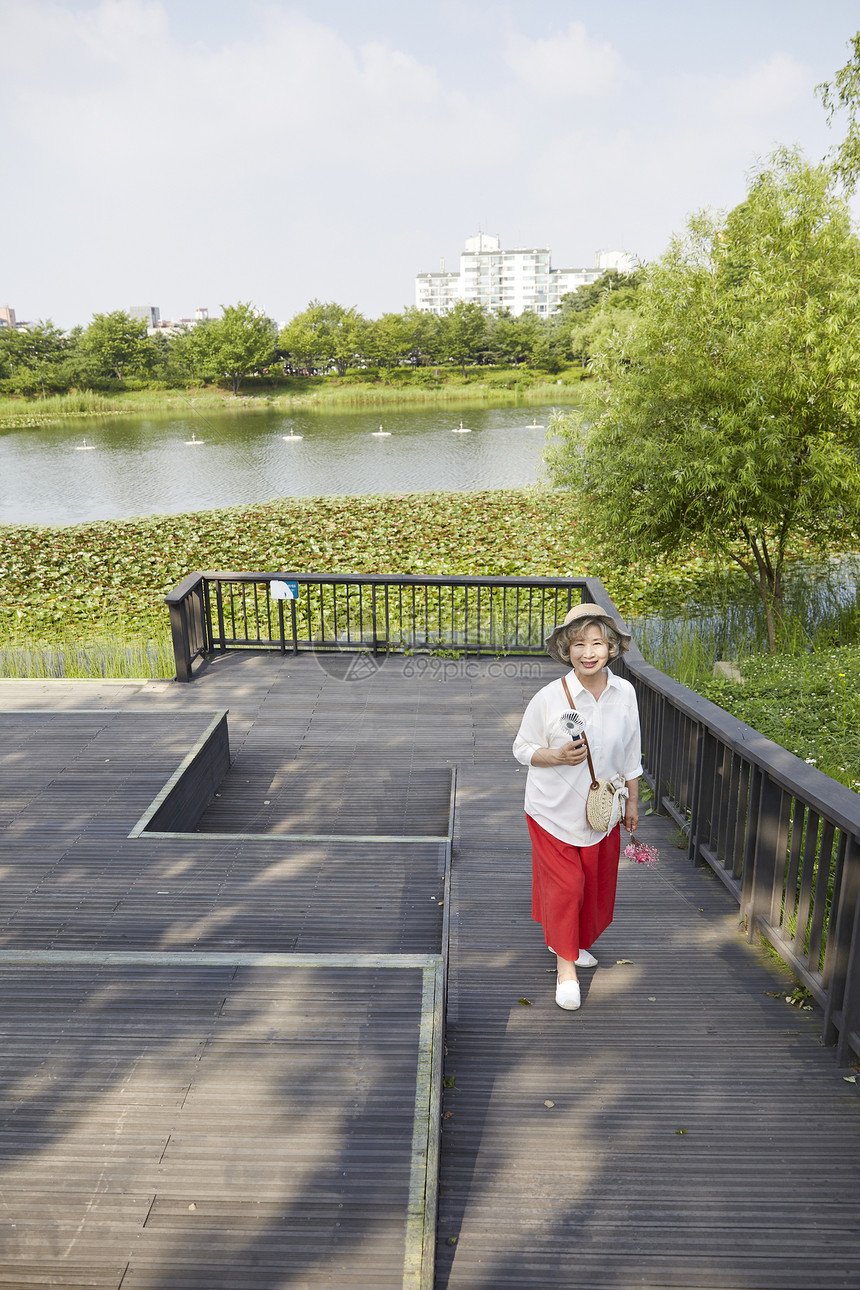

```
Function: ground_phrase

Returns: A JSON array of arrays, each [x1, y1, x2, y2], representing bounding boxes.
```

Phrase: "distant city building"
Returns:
[[0, 306, 17, 330], [415, 234, 634, 317], [129, 305, 161, 329], [128, 305, 210, 336]]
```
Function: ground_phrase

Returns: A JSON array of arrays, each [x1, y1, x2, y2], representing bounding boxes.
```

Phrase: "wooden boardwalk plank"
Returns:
[[0, 963, 427, 1289], [436, 748, 860, 1290], [0, 713, 447, 956], [1, 656, 859, 1289]]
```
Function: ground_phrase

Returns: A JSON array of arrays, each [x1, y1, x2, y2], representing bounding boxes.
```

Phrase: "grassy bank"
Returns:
[[633, 573, 860, 790], [693, 650, 860, 792], [0, 370, 585, 428]]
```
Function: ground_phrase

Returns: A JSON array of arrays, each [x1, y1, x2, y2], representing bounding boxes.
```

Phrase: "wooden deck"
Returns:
[[1, 653, 859, 1289]]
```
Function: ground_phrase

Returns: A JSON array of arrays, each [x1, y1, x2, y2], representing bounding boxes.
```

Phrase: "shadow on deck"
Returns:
[[0, 652, 858, 1290]]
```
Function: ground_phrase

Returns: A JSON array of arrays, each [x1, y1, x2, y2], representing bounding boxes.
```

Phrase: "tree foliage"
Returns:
[[439, 301, 489, 376], [546, 149, 860, 649], [0, 321, 70, 395], [557, 270, 642, 367], [184, 302, 276, 394], [79, 311, 149, 382], [817, 30, 860, 191], [0, 286, 621, 400], [278, 300, 364, 375]]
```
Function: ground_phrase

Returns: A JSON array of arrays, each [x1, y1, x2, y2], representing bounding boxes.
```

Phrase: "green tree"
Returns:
[[546, 149, 860, 650], [398, 306, 441, 367], [0, 320, 70, 395], [184, 302, 276, 394], [279, 300, 364, 376], [556, 271, 642, 367], [488, 309, 540, 366], [362, 311, 412, 377], [80, 311, 149, 382], [559, 269, 640, 316], [439, 301, 489, 376]]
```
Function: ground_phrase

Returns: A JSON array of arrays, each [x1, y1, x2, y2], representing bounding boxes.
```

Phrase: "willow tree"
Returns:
[[547, 149, 860, 650], [817, 31, 860, 191]]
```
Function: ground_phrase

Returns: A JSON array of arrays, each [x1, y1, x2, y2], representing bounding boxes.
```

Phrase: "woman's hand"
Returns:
[[531, 738, 590, 768]]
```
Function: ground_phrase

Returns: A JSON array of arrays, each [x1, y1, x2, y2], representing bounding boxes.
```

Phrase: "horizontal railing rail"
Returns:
[[165, 570, 860, 1061]]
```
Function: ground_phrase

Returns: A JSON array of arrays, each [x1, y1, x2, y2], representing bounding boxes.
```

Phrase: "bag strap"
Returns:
[[561, 676, 600, 790]]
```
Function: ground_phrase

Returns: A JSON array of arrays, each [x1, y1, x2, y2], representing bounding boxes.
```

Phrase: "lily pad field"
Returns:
[[0, 487, 726, 643]]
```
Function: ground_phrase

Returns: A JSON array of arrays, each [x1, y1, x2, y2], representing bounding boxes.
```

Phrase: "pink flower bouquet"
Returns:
[[624, 835, 659, 866]]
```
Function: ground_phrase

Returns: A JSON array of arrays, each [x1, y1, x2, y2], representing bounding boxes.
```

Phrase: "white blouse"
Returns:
[[513, 668, 642, 846]]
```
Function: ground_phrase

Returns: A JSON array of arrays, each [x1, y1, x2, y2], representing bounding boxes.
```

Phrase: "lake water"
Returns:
[[0, 403, 558, 526]]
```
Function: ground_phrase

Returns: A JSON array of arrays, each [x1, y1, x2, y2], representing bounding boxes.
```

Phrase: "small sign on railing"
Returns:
[[270, 580, 299, 601]]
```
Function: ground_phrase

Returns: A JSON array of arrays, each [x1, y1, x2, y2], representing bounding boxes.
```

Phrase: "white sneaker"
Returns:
[[555, 977, 581, 1010], [548, 945, 598, 968]]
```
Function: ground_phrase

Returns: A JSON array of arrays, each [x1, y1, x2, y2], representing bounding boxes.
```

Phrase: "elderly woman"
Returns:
[[513, 603, 642, 1011]]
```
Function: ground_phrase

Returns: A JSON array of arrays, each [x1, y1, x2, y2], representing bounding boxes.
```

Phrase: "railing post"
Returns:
[[164, 572, 206, 682], [168, 598, 193, 682], [214, 581, 227, 651], [740, 765, 761, 934], [686, 723, 705, 864], [835, 857, 860, 1064], [656, 698, 676, 815], [747, 774, 782, 938], [823, 834, 860, 1051], [647, 690, 666, 813]]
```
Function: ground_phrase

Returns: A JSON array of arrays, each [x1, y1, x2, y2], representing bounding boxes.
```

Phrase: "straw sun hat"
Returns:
[[545, 602, 632, 665]]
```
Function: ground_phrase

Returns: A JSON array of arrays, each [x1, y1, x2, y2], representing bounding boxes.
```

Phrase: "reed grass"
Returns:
[[0, 633, 175, 680], [278, 380, 582, 410], [632, 555, 860, 685], [0, 374, 584, 427]]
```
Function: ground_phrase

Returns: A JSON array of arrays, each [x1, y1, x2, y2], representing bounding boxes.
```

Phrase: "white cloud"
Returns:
[[0, 0, 526, 321], [708, 51, 810, 119], [505, 20, 623, 99], [0, 1, 845, 327], [2, 2, 517, 176]]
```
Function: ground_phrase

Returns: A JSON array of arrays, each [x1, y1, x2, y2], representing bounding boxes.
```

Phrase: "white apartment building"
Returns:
[[416, 235, 634, 317]]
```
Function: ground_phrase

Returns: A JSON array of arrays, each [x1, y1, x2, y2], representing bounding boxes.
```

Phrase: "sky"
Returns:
[[2, 0, 859, 329]]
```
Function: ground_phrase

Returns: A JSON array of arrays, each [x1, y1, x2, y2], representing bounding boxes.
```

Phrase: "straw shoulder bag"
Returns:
[[561, 677, 628, 834]]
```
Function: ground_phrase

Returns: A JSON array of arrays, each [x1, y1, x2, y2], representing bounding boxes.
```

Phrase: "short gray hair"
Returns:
[[557, 615, 628, 662]]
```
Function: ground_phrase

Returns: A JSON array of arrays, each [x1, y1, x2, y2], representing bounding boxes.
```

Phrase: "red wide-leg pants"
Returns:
[[527, 815, 621, 962]]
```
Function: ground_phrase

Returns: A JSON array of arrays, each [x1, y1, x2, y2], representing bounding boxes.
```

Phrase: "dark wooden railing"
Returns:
[[613, 639, 860, 1066], [166, 571, 860, 1062], [165, 571, 598, 681]]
